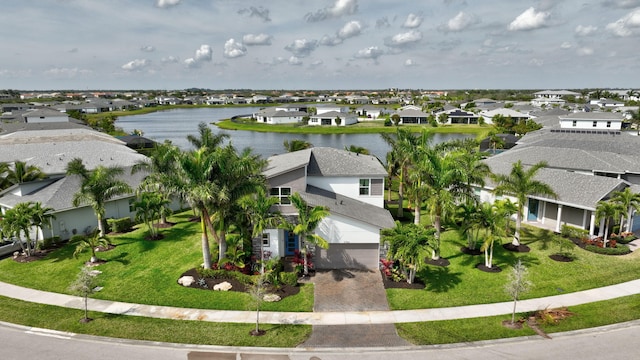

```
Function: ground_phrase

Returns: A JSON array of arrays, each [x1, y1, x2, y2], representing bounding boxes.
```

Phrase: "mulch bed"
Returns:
[[503, 243, 531, 253], [178, 268, 301, 299], [153, 222, 176, 229], [476, 263, 502, 273], [425, 257, 450, 267], [380, 270, 425, 289], [549, 254, 574, 262], [460, 246, 482, 256], [11, 250, 52, 263]]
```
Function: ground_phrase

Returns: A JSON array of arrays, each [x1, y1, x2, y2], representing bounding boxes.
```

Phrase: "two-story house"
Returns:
[[260, 147, 395, 270]]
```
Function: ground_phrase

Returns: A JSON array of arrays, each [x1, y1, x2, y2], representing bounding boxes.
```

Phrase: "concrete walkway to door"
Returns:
[[301, 269, 410, 347]]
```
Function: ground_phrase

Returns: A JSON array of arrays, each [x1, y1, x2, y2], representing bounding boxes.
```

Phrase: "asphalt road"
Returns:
[[2, 320, 640, 360]]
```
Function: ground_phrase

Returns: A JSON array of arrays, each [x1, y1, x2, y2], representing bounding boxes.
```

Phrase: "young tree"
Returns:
[[290, 193, 329, 276], [69, 267, 100, 323], [66, 159, 132, 237], [133, 191, 171, 240], [491, 160, 557, 247], [248, 273, 267, 336], [73, 231, 110, 263], [504, 259, 532, 325]]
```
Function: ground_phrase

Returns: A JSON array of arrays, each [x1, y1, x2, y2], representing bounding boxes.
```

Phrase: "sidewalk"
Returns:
[[1, 279, 639, 325]]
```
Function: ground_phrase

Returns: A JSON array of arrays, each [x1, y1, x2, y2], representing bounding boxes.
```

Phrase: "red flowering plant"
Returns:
[[380, 258, 406, 282], [291, 249, 313, 275]]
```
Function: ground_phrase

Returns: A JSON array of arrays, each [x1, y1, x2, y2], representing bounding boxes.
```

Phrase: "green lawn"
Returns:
[[387, 226, 640, 310], [0, 211, 313, 312]]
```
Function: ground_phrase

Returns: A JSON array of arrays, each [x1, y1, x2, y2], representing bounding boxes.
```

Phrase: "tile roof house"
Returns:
[[260, 147, 395, 270], [479, 128, 640, 235]]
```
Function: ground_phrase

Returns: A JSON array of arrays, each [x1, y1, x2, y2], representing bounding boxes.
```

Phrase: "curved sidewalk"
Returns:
[[1, 279, 639, 325]]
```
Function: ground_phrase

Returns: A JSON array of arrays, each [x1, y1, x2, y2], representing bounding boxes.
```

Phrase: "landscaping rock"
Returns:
[[263, 293, 281, 302], [213, 281, 232, 291], [178, 276, 195, 287]]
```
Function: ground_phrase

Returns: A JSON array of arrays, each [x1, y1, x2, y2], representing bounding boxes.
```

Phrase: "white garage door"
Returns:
[[315, 243, 379, 270]]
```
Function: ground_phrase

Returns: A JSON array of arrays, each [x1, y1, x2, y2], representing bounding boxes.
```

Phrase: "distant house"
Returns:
[[259, 147, 395, 269], [480, 108, 532, 125], [309, 106, 357, 126], [22, 108, 70, 123], [356, 105, 386, 120], [558, 112, 623, 131], [395, 108, 429, 124], [531, 90, 579, 107], [253, 107, 308, 125], [434, 108, 479, 125]]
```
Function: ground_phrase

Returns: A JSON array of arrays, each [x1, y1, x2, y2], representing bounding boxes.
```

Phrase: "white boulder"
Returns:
[[213, 281, 233, 291], [263, 294, 281, 302], [178, 276, 195, 287]]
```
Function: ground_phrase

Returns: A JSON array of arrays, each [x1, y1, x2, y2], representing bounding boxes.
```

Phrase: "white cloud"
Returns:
[[44, 67, 92, 77], [575, 25, 598, 36], [121, 59, 150, 71], [442, 11, 478, 32], [385, 30, 422, 47], [184, 58, 197, 68], [237, 6, 271, 22], [156, 0, 181, 9], [403, 13, 423, 28], [288, 56, 303, 65], [305, 0, 358, 22], [404, 58, 417, 67], [338, 21, 363, 39], [528, 58, 544, 66], [508, 7, 550, 31], [242, 33, 272, 46], [310, 60, 324, 67], [223, 39, 247, 58], [140, 45, 155, 52], [560, 41, 572, 49], [606, 9, 640, 37], [194, 45, 212, 62], [161, 56, 179, 63], [577, 47, 594, 56], [284, 39, 318, 57], [320, 35, 342, 46], [354, 46, 384, 60]]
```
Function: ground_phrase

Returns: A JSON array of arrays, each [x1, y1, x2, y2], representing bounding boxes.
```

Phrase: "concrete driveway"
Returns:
[[301, 269, 410, 347]]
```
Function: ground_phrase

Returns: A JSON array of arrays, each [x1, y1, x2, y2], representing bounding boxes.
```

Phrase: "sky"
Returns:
[[1, 0, 639, 91]]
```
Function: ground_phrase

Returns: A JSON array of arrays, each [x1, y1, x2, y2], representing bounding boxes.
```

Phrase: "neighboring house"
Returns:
[[253, 108, 308, 125], [259, 147, 395, 270], [395, 108, 429, 124], [356, 105, 386, 120], [480, 108, 532, 125], [0, 124, 154, 242], [22, 108, 70, 123], [308, 111, 357, 126], [434, 108, 479, 125], [558, 112, 623, 131], [478, 128, 640, 236], [531, 90, 579, 107]]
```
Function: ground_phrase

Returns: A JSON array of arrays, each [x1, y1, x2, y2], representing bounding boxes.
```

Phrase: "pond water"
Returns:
[[116, 107, 472, 161]]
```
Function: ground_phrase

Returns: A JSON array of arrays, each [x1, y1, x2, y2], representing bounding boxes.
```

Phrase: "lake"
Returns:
[[116, 107, 472, 161]]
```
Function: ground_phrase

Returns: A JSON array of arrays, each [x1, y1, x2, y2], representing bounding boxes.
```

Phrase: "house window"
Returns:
[[593, 121, 597, 127], [359, 179, 370, 195], [572, 120, 577, 127], [270, 187, 291, 204], [606, 121, 611, 128], [262, 233, 270, 247]]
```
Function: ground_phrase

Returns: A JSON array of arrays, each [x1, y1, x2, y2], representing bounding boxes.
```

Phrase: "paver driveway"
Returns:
[[301, 269, 410, 347]]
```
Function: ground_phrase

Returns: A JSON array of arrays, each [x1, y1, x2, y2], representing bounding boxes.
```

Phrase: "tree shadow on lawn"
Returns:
[[520, 227, 555, 251], [490, 245, 541, 270], [421, 266, 463, 293], [107, 251, 130, 266]]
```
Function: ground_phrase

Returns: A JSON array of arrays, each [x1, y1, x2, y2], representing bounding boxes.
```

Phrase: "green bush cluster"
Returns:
[[196, 268, 255, 286], [106, 217, 132, 233], [37, 236, 61, 250], [560, 224, 589, 239], [279, 272, 298, 287], [585, 243, 631, 255], [69, 234, 87, 243]]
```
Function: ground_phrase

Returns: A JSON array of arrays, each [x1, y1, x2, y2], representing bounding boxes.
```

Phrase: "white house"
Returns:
[[308, 111, 357, 126], [259, 147, 395, 270], [480, 108, 532, 125], [558, 112, 624, 131], [253, 107, 307, 125], [22, 108, 70, 123], [434, 108, 479, 125]]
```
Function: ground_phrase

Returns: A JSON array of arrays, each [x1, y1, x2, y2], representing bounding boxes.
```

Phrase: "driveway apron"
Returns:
[[301, 269, 410, 347]]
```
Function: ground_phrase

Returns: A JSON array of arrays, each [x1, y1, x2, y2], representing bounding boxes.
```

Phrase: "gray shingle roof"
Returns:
[[301, 185, 395, 229]]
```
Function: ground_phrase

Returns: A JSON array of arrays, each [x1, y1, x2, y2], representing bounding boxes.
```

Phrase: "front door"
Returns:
[[527, 199, 539, 221], [284, 230, 299, 256]]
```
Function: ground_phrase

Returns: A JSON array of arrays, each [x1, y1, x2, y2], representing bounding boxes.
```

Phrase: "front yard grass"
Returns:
[[0, 211, 313, 312], [386, 226, 640, 310]]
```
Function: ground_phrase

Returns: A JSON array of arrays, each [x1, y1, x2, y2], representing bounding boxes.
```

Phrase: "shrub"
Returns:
[[585, 243, 631, 255], [70, 234, 87, 243], [279, 272, 298, 287], [37, 236, 61, 250], [196, 268, 255, 286], [384, 118, 392, 127], [560, 224, 588, 240], [107, 217, 132, 233]]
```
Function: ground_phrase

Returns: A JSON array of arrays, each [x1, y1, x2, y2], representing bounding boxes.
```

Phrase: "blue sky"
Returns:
[[1, 0, 639, 90]]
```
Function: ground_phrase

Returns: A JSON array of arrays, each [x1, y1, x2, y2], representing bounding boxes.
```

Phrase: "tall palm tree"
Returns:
[[66, 158, 132, 237], [186, 122, 229, 150], [0, 202, 37, 256], [0, 162, 11, 190], [133, 191, 171, 239], [611, 187, 640, 233], [239, 187, 282, 274], [476, 202, 505, 269], [386, 222, 433, 284], [595, 200, 624, 246], [29, 202, 56, 246], [381, 128, 421, 218], [491, 160, 557, 247], [290, 192, 329, 276], [1, 161, 46, 190]]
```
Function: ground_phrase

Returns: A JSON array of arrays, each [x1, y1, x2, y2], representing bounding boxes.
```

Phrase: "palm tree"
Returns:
[[0, 202, 36, 256], [66, 159, 132, 237], [186, 122, 229, 150], [0, 162, 9, 190], [283, 139, 312, 152], [381, 128, 421, 218], [239, 187, 282, 274], [611, 187, 640, 233], [344, 145, 370, 155], [289, 192, 329, 276], [386, 222, 434, 283], [1, 161, 45, 190], [29, 202, 56, 247], [133, 191, 171, 239], [491, 160, 557, 247], [476, 202, 505, 269], [73, 230, 110, 263], [494, 198, 518, 237], [595, 200, 624, 246], [454, 145, 491, 203]]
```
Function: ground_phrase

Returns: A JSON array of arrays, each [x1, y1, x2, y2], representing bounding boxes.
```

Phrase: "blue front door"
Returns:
[[284, 230, 299, 256]]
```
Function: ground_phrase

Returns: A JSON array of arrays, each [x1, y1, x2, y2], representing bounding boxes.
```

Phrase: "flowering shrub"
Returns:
[[291, 249, 313, 275], [380, 258, 406, 282]]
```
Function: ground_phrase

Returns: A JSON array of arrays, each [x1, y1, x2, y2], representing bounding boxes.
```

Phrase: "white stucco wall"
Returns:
[[560, 119, 622, 130], [307, 176, 384, 207]]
